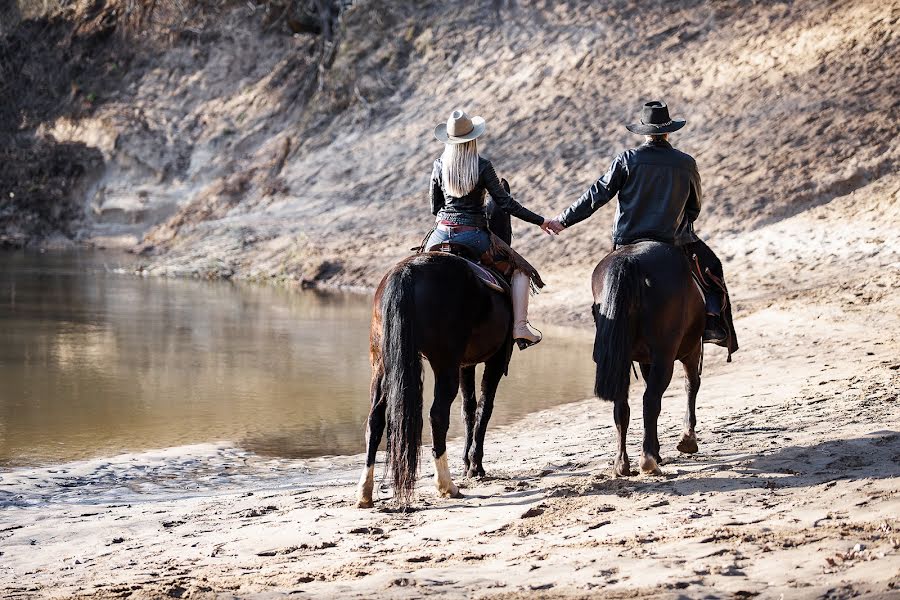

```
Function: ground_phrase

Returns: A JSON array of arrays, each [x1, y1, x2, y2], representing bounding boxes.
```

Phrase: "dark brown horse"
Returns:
[[592, 241, 705, 476], [357, 205, 515, 508]]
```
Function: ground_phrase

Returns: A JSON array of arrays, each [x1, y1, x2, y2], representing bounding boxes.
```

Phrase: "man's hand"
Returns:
[[543, 218, 566, 235]]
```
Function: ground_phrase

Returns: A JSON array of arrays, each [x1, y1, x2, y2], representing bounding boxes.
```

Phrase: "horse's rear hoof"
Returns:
[[640, 454, 662, 476], [614, 458, 632, 477], [357, 498, 374, 509], [677, 435, 699, 455], [466, 467, 486, 479], [438, 485, 463, 499]]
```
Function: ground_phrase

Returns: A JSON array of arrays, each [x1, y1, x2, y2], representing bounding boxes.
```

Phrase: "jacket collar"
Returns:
[[640, 139, 673, 149]]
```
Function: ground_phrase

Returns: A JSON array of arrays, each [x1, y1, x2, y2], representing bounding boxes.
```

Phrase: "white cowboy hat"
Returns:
[[434, 109, 486, 144]]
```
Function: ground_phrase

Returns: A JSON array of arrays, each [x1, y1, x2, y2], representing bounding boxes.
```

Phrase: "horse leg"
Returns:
[[639, 360, 674, 475], [613, 397, 632, 476], [677, 344, 702, 454], [467, 351, 505, 478], [431, 368, 462, 498], [638, 363, 654, 463], [460, 365, 477, 475], [357, 369, 385, 508]]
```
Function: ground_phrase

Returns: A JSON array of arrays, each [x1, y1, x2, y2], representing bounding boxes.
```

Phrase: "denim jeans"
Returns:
[[425, 227, 491, 257]]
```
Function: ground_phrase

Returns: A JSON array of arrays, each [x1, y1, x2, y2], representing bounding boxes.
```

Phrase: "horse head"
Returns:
[[485, 178, 513, 246]]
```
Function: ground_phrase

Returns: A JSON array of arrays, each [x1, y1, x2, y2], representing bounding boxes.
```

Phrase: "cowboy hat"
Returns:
[[625, 101, 686, 135], [434, 109, 486, 143]]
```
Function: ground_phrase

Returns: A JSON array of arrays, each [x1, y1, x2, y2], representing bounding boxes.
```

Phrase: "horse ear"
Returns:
[[500, 178, 511, 194]]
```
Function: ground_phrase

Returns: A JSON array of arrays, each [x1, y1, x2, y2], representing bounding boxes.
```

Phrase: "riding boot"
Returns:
[[511, 270, 542, 350], [702, 290, 728, 345]]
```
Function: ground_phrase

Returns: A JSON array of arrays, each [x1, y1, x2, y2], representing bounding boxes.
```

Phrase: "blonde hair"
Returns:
[[441, 139, 480, 197]]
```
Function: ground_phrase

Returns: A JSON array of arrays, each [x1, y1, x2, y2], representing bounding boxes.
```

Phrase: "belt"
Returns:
[[436, 221, 480, 232]]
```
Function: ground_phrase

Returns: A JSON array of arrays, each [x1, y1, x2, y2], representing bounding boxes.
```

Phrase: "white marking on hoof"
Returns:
[[434, 453, 461, 498], [640, 453, 662, 476], [356, 465, 374, 508]]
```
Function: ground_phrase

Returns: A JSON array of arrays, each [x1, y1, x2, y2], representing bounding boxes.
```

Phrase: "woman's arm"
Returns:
[[482, 160, 543, 225], [430, 160, 445, 216]]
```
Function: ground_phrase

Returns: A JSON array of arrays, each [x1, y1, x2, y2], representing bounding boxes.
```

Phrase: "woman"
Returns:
[[425, 109, 553, 348]]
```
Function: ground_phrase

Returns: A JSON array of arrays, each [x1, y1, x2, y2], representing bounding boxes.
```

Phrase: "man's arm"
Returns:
[[558, 154, 627, 228], [685, 165, 701, 224], [430, 160, 444, 216]]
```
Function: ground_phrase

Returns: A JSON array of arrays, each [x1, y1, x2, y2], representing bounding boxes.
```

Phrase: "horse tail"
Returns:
[[593, 256, 641, 403], [380, 264, 423, 507]]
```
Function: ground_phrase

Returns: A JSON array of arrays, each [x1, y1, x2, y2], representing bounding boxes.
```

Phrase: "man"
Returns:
[[547, 100, 738, 355]]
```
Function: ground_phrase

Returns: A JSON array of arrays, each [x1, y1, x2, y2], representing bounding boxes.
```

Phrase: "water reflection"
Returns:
[[0, 251, 595, 467]]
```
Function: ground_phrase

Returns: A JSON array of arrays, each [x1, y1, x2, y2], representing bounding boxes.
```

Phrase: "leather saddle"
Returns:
[[427, 242, 508, 295]]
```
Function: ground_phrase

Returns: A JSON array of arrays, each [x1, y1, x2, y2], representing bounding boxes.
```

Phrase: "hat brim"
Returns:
[[434, 116, 486, 143], [625, 119, 686, 135]]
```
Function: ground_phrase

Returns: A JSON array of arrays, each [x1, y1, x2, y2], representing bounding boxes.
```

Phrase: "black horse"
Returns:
[[591, 241, 705, 476], [357, 201, 515, 508]]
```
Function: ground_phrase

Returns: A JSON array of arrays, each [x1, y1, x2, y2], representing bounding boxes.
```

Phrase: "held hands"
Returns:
[[540, 218, 566, 236]]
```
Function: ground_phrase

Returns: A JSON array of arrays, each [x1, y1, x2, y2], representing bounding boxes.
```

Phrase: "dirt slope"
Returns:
[[3, 0, 897, 302], [132, 0, 899, 301]]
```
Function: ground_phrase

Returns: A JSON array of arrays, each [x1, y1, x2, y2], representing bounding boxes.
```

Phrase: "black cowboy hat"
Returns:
[[625, 101, 686, 135]]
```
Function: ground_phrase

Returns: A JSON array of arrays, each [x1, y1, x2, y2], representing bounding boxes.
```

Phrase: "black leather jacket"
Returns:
[[431, 157, 543, 228], [559, 139, 701, 246]]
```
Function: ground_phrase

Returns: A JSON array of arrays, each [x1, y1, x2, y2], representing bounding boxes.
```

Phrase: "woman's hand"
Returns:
[[541, 218, 565, 235], [539, 218, 557, 236]]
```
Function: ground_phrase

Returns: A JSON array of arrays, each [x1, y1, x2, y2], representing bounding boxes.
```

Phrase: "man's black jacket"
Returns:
[[559, 139, 701, 246]]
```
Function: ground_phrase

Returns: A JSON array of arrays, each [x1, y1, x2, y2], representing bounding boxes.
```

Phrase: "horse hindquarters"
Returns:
[[593, 256, 642, 403], [380, 265, 424, 507]]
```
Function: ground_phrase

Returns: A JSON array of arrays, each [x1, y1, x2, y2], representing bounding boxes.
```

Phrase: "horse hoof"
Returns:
[[466, 467, 486, 479], [677, 436, 699, 455], [640, 455, 662, 476], [614, 459, 632, 477], [438, 484, 462, 499], [357, 497, 374, 509]]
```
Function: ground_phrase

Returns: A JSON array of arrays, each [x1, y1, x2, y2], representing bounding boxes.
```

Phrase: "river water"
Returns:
[[0, 250, 596, 467]]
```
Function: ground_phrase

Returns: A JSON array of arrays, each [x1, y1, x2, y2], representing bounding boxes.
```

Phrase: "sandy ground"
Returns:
[[1, 175, 899, 598]]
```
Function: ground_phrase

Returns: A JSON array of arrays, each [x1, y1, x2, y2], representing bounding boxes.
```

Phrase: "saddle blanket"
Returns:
[[466, 260, 505, 293]]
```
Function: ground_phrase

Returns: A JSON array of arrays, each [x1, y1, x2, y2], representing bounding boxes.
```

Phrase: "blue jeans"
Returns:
[[425, 227, 491, 257]]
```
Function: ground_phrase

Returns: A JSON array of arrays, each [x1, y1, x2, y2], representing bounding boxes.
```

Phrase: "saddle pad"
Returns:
[[466, 260, 505, 293]]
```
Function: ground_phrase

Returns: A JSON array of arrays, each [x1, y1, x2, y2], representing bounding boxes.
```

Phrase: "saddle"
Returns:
[[427, 241, 508, 294]]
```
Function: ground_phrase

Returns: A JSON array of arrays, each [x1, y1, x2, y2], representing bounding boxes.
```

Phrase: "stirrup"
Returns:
[[513, 322, 542, 350], [515, 337, 541, 350], [702, 315, 727, 345], [702, 329, 727, 344]]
